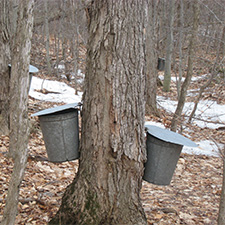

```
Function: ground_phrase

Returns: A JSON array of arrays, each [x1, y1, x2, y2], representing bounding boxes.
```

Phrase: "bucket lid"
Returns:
[[32, 102, 80, 117], [8, 64, 39, 73], [145, 125, 198, 147]]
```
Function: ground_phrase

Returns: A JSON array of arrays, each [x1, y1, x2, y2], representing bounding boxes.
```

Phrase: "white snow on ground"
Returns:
[[61, 69, 85, 81], [30, 75, 225, 157], [182, 140, 222, 157], [159, 73, 209, 83], [29, 76, 82, 104], [157, 96, 225, 129]]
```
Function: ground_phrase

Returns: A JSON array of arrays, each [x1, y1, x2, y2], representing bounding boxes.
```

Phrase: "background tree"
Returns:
[[218, 145, 225, 225], [69, 0, 80, 93], [163, 0, 175, 92], [188, 25, 224, 124], [49, 0, 147, 224], [1, 1, 34, 224], [145, 1, 159, 117], [0, 0, 11, 135], [44, 0, 51, 75], [176, 0, 184, 98], [171, 0, 200, 132]]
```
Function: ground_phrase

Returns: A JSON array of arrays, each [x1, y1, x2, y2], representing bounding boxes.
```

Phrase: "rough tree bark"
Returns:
[[1, 1, 34, 224], [0, 0, 11, 135], [49, 0, 147, 224], [171, 0, 199, 132]]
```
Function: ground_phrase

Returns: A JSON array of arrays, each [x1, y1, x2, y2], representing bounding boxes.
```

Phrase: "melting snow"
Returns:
[[157, 96, 225, 129], [29, 76, 82, 104], [29, 75, 224, 157]]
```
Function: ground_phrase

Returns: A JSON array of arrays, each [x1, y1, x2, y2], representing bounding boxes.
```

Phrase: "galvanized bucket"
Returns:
[[29, 73, 33, 91], [32, 103, 80, 163], [143, 125, 197, 185], [143, 133, 183, 185], [157, 58, 165, 71]]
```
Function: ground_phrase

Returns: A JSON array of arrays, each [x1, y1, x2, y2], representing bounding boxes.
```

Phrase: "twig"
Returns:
[[188, 116, 225, 126], [18, 197, 59, 206], [209, 136, 224, 159], [28, 154, 49, 162]]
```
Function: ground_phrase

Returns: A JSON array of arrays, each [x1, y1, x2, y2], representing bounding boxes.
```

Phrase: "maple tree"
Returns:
[[1, 1, 34, 224], [0, 0, 225, 224], [49, 0, 147, 224], [0, 0, 10, 135]]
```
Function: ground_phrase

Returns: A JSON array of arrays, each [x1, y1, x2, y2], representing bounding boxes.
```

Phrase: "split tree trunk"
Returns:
[[50, 1, 147, 224], [1, 1, 34, 224]]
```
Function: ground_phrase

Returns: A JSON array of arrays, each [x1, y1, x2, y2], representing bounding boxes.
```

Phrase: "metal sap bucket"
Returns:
[[32, 103, 80, 162], [143, 125, 197, 185], [157, 58, 165, 71]]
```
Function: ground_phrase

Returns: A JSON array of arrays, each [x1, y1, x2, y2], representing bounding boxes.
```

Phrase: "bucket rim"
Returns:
[[145, 124, 198, 147], [31, 102, 80, 117]]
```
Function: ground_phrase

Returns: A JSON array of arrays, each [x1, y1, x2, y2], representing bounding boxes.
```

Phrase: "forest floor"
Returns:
[[1, 56, 225, 224], [1, 87, 224, 225], [0, 122, 223, 224]]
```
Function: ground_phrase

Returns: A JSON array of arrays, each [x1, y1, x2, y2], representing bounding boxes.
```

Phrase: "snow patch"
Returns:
[[157, 96, 225, 129], [29, 76, 225, 157], [183, 140, 221, 157], [29, 76, 82, 104]]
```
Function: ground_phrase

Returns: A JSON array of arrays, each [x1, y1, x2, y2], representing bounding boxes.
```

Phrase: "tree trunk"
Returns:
[[221, 26, 225, 58], [188, 24, 224, 124], [163, 0, 175, 92], [145, 1, 159, 117], [0, 0, 11, 135], [49, 1, 147, 224], [44, 0, 51, 75], [177, 0, 184, 98], [55, 18, 61, 78], [218, 146, 225, 225], [70, 0, 79, 94], [171, 0, 199, 132], [1, 1, 34, 224], [61, 1, 71, 81]]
